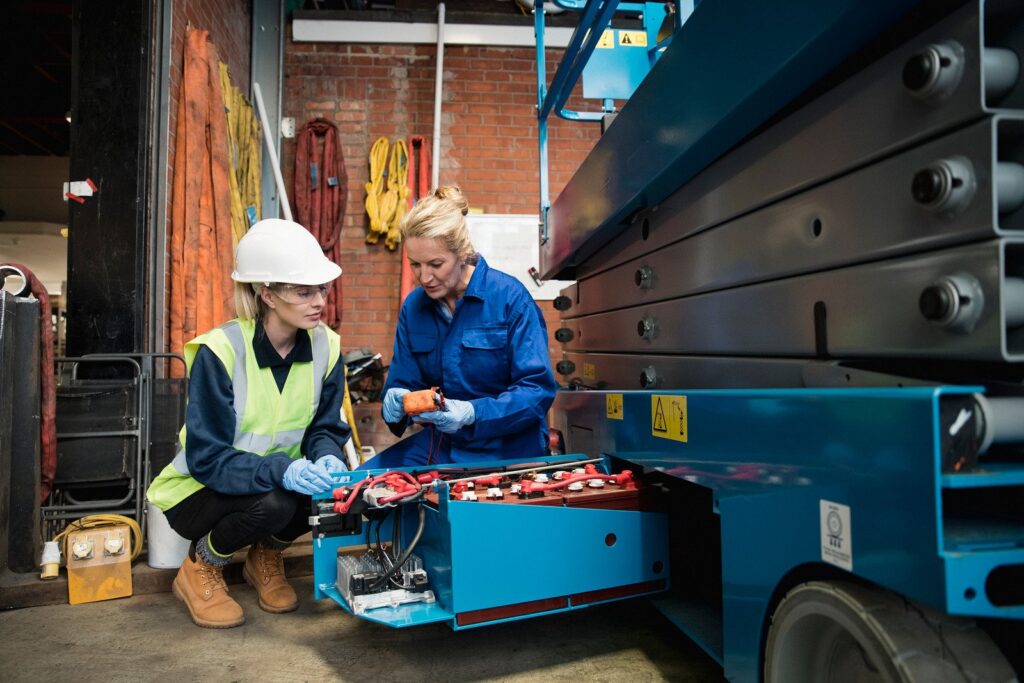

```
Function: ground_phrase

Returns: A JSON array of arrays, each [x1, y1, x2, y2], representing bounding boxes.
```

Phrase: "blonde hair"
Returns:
[[400, 185, 476, 261], [233, 282, 268, 320]]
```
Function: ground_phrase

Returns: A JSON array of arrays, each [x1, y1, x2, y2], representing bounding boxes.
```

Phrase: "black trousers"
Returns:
[[163, 487, 310, 555]]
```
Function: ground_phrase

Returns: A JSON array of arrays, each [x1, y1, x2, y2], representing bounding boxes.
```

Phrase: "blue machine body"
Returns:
[[528, 0, 1022, 679], [311, 456, 670, 630], [536, 0, 923, 275], [579, 2, 692, 101], [552, 386, 1024, 680]]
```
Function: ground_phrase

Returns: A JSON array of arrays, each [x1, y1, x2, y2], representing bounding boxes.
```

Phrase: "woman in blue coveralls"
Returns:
[[364, 186, 558, 467], [147, 219, 351, 629]]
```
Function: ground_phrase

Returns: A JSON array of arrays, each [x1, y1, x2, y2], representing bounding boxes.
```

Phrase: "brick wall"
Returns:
[[282, 36, 601, 378]]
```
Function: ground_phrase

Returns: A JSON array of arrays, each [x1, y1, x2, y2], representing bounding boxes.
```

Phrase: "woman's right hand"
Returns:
[[382, 388, 410, 423], [282, 458, 335, 495]]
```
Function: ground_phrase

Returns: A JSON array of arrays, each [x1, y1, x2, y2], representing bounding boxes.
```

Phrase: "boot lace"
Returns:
[[258, 545, 285, 579], [198, 562, 228, 594]]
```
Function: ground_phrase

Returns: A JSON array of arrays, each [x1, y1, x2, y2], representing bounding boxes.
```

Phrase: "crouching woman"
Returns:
[[147, 218, 350, 628]]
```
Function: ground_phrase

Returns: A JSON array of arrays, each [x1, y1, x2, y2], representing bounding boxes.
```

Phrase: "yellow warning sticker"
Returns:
[[596, 30, 615, 49], [583, 362, 597, 381], [651, 395, 687, 442], [606, 394, 623, 420], [619, 30, 648, 47]]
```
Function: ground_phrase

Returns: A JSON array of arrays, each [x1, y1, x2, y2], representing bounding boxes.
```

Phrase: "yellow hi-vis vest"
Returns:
[[146, 318, 341, 511]]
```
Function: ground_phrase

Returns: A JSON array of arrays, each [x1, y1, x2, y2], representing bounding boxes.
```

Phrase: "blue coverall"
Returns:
[[364, 255, 558, 467]]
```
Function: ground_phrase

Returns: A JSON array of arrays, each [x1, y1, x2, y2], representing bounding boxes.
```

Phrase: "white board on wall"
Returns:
[[466, 214, 574, 301]]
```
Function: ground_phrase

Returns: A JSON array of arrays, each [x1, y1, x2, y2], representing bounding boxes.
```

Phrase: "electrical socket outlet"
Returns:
[[66, 525, 133, 605]]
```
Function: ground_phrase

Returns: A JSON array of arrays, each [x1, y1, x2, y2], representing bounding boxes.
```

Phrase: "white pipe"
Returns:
[[431, 3, 445, 190], [253, 81, 293, 221], [343, 439, 359, 470], [293, 19, 575, 47], [339, 407, 360, 470]]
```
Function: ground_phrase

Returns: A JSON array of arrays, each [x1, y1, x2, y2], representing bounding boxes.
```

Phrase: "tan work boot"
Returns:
[[243, 544, 298, 613], [171, 553, 245, 628]]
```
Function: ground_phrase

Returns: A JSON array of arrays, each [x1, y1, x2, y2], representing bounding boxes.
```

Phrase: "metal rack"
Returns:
[[43, 353, 185, 541]]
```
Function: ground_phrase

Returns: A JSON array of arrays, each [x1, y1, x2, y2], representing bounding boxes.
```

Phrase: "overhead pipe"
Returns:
[[432, 3, 446, 189]]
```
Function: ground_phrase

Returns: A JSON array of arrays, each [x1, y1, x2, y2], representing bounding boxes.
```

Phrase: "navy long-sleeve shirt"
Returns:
[[382, 255, 557, 461], [184, 326, 351, 496]]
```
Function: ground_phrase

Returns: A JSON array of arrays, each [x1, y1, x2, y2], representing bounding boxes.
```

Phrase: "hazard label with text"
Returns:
[[618, 30, 647, 47], [651, 395, 687, 442], [606, 394, 624, 420]]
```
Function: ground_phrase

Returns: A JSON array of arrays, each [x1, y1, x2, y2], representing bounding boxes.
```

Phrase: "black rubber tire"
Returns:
[[764, 580, 1017, 683]]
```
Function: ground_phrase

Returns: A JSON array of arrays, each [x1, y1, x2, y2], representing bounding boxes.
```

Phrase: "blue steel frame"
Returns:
[[556, 387, 1024, 681], [311, 456, 670, 630], [533, 0, 683, 244], [538, 0, 924, 277]]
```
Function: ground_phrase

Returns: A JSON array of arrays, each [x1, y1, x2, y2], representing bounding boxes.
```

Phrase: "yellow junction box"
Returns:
[[66, 524, 133, 605]]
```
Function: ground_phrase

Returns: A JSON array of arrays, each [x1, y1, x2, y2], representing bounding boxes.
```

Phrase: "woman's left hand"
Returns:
[[414, 399, 475, 434], [316, 453, 349, 473]]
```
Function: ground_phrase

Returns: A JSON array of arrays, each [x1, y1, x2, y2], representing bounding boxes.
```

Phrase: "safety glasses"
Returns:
[[272, 283, 330, 305]]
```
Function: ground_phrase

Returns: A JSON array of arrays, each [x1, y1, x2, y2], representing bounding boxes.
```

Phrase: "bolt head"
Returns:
[[912, 167, 946, 205], [902, 50, 937, 92], [919, 284, 953, 321]]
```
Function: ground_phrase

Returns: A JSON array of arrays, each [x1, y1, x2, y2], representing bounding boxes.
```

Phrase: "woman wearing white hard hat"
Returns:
[[147, 218, 349, 629]]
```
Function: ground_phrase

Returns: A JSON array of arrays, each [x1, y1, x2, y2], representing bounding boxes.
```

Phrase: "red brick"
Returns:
[[268, 41, 598, 366]]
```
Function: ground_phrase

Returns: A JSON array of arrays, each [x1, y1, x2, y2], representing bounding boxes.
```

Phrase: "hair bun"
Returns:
[[434, 185, 470, 216]]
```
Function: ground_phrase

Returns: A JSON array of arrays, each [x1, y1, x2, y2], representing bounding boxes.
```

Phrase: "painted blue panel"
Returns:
[[320, 585, 452, 627], [942, 462, 1024, 488], [446, 502, 669, 613], [943, 549, 1024, 619], [582, 29, 650, 100], [541, 0, 923, 277], [610, 388, 957, 599], [581, 387, 985, 680]]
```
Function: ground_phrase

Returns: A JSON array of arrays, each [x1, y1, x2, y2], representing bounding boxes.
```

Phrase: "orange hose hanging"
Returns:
[[168, 28, 235, 372]]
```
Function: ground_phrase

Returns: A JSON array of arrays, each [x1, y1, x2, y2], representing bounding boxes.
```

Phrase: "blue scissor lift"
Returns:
[[534, 0, 1024, 681], [309, 1, 1024, 681]]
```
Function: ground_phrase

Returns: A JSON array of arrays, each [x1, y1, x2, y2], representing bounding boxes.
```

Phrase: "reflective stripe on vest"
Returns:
[[171, 321, 331, 475]]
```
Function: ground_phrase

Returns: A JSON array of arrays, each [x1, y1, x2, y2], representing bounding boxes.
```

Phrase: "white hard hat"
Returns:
[[231, 218, 342, 285]]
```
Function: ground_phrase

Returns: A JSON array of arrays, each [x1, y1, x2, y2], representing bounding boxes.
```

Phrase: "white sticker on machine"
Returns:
[[820, 499, 852, 571]]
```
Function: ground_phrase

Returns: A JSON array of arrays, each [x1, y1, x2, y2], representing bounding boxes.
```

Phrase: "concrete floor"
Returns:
[[0, 575, 724, 682]]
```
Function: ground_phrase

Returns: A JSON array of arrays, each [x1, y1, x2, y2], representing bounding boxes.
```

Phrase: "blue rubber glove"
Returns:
[[316, 453, 348, 474], [414, 398, 475, 434], [382, 387, 410, 423], [282, 458, 335, 495]]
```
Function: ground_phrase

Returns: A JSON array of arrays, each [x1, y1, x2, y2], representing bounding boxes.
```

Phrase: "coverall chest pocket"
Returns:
[[460, 324, 509, 387], [410, 334, 441, 385]]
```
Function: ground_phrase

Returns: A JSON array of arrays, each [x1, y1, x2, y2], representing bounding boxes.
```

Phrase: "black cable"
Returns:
[[372, 509, 393, 570], [392, 502, 401, 558], [386, 505, 404, 588], [367, 505, 426, 592]]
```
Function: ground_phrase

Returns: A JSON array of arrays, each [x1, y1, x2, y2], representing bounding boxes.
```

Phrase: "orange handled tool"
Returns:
[[403, 387, 444, 416]]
